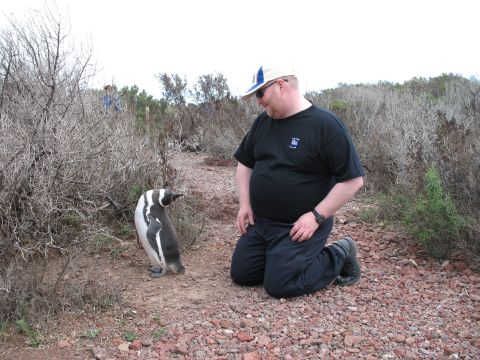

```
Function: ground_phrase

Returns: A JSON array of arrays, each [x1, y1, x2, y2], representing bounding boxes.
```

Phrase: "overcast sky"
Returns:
[[1, 0, 479, 98]]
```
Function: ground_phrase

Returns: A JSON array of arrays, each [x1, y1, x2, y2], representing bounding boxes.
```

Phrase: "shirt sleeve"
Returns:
[[233, 113, 265, 168], [325, 131, 364, 182]]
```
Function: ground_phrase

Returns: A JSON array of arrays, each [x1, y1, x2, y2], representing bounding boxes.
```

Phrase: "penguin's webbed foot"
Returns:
[[170, 262, 185, 274], [175, 265, 185, 274], [149, 267, 164, 278]]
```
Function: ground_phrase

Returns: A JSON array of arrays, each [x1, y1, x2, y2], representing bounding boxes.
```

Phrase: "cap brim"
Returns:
[[242, 83, 264, 99], [242, 67, 296, 99]]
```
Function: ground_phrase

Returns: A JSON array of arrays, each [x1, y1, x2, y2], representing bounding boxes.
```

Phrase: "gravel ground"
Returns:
[[2, 151, 479, 360]]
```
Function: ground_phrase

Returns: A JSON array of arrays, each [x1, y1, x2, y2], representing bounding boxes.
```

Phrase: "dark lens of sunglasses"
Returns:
[[255, 89, 264, 99]]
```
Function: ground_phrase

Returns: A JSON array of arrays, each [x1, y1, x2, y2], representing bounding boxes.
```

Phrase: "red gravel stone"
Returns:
[[237, 331, 255, 342]]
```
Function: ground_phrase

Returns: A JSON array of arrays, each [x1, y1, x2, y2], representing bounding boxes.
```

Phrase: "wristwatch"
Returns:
[[311, 209, 327, 226]]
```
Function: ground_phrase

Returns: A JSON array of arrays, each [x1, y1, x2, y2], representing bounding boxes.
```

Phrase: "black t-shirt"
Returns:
[[234, 104, 364, 223]]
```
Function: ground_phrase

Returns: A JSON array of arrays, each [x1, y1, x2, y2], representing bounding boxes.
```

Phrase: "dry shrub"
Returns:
[[197, 100, 257, 157], [0, 251, 125, 324], [161, 100, 257, 158], [0, 8, 177, 324], [168, 194, 206, 250], [158, 73, 260, 158], [309, 85, 433, 191], [308, 77, 480, 262]]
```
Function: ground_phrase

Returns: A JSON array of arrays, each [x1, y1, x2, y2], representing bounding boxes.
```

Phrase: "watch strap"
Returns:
[[312, 209, 326, 226]]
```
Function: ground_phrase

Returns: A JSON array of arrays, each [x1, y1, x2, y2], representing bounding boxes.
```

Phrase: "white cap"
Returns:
[[242, 65, 296, 98]]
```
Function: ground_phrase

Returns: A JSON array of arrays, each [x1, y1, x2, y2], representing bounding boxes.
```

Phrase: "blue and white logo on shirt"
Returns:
[[289, 137, 300, 149]]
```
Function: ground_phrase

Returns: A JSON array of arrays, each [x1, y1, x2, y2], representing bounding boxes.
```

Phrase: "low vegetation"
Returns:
[[307, 77, 479, 262], [0, 8, 178, 328]]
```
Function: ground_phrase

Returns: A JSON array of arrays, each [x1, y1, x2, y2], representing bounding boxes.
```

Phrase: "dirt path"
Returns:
[[2, 152, 480, 359]]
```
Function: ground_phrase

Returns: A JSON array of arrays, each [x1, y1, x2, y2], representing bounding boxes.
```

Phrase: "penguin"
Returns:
[[134, 188, 185, 278]]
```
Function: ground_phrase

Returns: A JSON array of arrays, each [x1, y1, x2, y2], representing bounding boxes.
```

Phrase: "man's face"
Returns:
[[256, 81, 279, 115]]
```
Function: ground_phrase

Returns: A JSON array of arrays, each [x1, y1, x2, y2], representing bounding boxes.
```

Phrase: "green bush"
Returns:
[[16, 319, 41, 347], [404, 165, 467, 258], [329, 99, 349, 112]]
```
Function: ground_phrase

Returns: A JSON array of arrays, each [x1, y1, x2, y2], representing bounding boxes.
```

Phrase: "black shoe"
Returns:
[[331, 237, 361, 286]]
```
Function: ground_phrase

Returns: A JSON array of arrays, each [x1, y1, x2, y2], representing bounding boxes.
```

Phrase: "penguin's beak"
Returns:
[[172, 193, 184, 201]]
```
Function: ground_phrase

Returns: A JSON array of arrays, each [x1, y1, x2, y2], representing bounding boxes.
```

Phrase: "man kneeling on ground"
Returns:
[[231, 65, 364, 298]]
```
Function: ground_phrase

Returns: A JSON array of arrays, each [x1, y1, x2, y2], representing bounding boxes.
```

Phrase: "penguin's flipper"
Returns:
[[146, 217, 162, 260]]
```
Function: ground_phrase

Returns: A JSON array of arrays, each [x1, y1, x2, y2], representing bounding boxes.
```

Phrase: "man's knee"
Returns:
[[263, 259, 315, 298], [264, 278, 319, 298], [230, 258, 262, 286], [230, 262, 246, 284], [230, 269, 262, 287], [263, 273, 301, 298], [264, 281, 285, 298]]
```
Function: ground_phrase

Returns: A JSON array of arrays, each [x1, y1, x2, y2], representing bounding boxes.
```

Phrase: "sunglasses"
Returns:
[[255, 79, 288, 99]]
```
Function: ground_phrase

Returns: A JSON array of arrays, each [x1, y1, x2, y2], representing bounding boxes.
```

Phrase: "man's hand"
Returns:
[[236, 205, 254, 234], [290, 212, 319, 242], [235, 163, 254, 235]]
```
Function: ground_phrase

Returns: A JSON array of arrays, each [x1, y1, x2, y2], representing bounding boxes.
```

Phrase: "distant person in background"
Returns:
[[103, 85, 121, 112], [230, 65, 364, 298]]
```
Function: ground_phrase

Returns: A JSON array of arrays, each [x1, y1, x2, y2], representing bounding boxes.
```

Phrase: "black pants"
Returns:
[[230, 217, 344, 298]]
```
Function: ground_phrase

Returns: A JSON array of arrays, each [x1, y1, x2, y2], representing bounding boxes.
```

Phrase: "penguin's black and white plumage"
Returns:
[[134, 188, 185, 277]]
